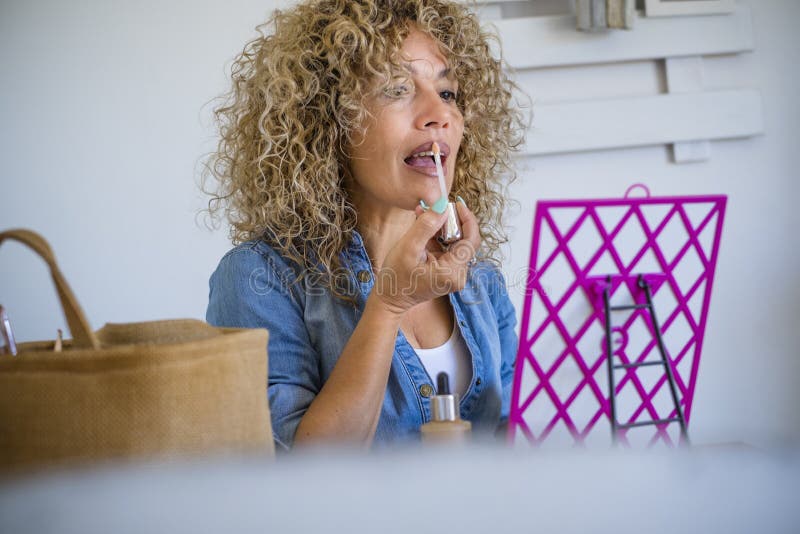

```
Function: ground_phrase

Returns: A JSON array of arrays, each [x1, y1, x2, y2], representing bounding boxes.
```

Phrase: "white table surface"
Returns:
[[1, 443, 798, 534]]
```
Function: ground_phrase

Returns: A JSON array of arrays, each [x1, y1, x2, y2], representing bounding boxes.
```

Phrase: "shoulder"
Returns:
[[213, 239, 297, 280], [209, 240, 304, 301], [215, 239, 287, 270], [206, 240, 308, 327]]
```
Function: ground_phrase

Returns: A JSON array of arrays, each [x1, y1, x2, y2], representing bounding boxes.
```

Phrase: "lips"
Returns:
[[403, 141, 450, 169]]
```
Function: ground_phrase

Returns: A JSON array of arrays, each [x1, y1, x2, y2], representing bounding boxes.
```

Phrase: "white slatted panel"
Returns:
[[666, 56, 712, 163], [522, 89, 763, 156], [494, 5, 753, 69], [470, 1, 764, 159], [644, 0, 735, 17]]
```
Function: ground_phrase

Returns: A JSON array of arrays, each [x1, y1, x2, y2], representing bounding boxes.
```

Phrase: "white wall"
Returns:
[[1, 0, 797, 448], [0, 0, 292, 331]]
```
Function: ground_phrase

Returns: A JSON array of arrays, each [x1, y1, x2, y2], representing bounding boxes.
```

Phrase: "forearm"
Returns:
[[293, 292, 403, 447]]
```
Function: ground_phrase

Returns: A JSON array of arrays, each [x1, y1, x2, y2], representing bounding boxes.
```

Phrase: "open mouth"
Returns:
[[403, 142, 449, 169]]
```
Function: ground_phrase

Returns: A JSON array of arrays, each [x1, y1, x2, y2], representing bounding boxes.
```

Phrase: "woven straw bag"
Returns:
[[0, 229, 274, 472]]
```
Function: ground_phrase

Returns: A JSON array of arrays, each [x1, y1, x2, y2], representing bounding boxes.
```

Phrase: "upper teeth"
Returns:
[[411, 151, 436, 158]]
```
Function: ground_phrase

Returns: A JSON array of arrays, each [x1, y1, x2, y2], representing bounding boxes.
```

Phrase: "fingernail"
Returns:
[[456, 195, 466, 207], [419, 200, 430, 211], [432, 196, 448, 214]]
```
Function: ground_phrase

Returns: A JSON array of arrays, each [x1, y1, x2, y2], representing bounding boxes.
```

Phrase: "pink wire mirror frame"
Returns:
[[508, 188, 727, 447]]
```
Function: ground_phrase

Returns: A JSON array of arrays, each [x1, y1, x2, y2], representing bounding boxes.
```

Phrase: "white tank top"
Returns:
[[414, 322, 472, 397]]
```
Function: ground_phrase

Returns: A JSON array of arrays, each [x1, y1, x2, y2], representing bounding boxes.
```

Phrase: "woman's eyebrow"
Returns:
[[402, 63, 453, 80]]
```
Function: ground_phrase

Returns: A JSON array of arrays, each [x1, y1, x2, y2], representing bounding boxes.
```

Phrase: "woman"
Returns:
[[205, 0, 524, 451]]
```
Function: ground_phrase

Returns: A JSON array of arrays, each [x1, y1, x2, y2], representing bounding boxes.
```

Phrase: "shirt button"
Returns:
[[476, 378, 482, 386], [357, 270, 371, 283], [419, 384, 434, 398], [460, 320, 466, 327]]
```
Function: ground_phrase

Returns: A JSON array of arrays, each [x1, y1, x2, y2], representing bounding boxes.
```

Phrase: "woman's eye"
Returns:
[[440, 90, 457, 102], [385, 85, 410, 98]]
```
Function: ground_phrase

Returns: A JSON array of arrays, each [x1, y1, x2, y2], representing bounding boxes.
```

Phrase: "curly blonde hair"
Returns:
[[204, 0, 525, 297]]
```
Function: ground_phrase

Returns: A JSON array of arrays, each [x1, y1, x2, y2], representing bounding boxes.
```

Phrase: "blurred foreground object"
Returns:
[[0, 445, 796, 534]]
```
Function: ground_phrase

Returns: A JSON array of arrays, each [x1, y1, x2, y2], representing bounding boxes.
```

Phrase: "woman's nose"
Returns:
[[414, 89, 451, 131]]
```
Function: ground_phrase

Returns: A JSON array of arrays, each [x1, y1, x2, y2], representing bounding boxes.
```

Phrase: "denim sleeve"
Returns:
[[490, 267, 519, 428], [206, 246, 320, 452]]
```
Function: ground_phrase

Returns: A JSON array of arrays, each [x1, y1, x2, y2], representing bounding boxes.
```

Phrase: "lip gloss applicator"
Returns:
[[431, 142, 462, 245], [431, 142, 448, 214]]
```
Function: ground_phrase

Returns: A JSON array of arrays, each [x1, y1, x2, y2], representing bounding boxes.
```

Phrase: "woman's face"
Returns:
[[348, 28, 464, 215]]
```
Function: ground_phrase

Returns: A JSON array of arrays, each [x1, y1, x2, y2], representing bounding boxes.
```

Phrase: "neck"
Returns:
[[355, 203, 416, 271]]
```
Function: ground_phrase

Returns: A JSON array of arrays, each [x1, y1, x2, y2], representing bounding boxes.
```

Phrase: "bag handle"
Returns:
[[0, 229, 100, 349]]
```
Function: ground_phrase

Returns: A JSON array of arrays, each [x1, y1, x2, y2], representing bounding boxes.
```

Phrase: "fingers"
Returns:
[[402, 209, 448, 260], [440, 200, 480, 263], [382, 200, 480, 304], [432, 200, 481, 289]]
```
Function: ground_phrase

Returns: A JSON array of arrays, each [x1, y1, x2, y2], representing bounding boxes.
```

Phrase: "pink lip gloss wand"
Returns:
[[431, 142, 462, 245]]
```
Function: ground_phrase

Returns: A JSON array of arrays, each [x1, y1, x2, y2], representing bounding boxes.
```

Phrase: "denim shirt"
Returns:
[[206, 233, 518, 451]]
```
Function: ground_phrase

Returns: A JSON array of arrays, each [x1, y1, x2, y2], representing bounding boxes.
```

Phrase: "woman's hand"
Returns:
[[373, 201, 482, 316]]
